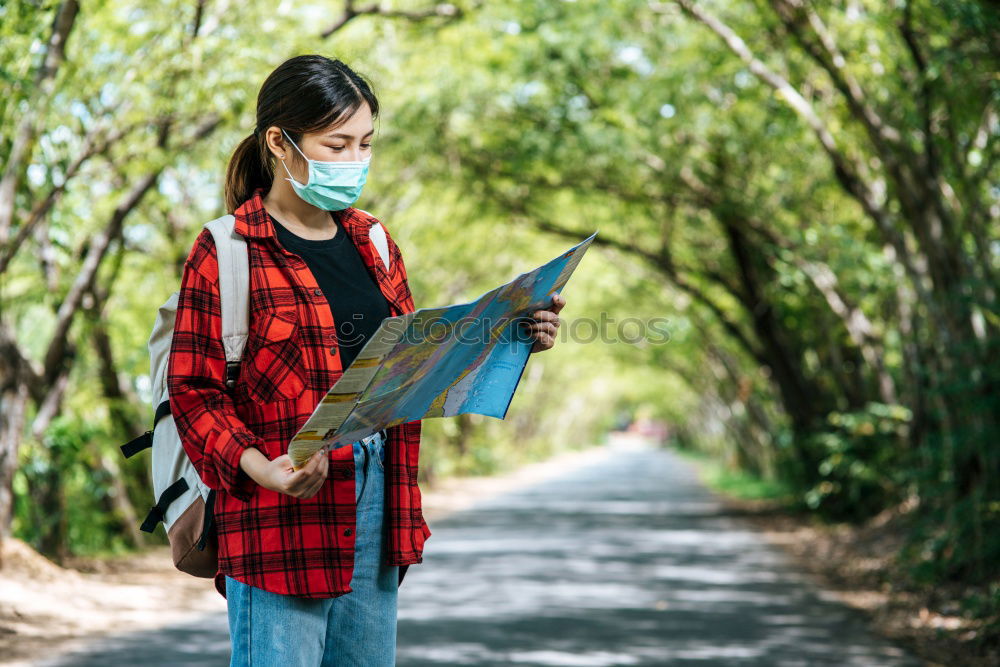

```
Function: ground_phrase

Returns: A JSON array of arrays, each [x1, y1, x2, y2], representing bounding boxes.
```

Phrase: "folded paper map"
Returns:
[[287, 231, 598, 468]]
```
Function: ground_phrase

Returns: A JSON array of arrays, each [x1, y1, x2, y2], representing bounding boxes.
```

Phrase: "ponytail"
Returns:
[[224, 131, 273, 214]]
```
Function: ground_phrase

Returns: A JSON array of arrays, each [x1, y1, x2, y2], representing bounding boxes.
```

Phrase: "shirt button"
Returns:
[[340, 468, 353, 479], [313, 288, 322, 296], [344, 528, 352, 536], [329, 346, 337, 355]]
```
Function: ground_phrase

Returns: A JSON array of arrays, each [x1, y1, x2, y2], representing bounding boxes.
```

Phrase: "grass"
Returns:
[[671, 445, 796, 503]]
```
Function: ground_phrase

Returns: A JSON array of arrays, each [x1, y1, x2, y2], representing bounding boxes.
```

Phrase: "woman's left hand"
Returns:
[[524, 293, 566, 353]]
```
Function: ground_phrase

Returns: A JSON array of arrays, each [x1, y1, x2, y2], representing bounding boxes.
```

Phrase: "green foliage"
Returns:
[[3, 0, 999, 641], [14, 416, 139, 558], [800, 403, 912, 521], [673, 445, 796, 503]]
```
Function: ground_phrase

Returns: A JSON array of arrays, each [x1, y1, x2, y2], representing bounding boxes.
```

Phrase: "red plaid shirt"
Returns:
[[167, 186, 431, 599]]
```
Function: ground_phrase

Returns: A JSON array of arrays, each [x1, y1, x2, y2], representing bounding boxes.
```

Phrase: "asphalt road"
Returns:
[[38, 438, 921, 666]]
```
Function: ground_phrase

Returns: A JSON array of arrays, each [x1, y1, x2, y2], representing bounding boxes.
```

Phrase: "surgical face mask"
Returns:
[[279, 128, 370, 211]]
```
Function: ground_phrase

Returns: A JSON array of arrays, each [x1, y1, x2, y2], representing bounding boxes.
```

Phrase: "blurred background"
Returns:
[[0, 0, 997, 662]]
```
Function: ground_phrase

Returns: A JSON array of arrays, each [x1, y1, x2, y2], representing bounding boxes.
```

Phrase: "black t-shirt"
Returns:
[[270, 212, 392, 370]]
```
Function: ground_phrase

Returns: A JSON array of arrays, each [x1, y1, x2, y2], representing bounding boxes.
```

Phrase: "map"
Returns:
[[287, 231, 598, 468]]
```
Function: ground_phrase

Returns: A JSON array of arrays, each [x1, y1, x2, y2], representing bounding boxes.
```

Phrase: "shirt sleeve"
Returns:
[[167, 229, 267, 503]]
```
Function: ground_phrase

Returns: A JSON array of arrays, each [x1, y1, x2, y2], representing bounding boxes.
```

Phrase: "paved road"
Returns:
[[38, 439, 921, 666]]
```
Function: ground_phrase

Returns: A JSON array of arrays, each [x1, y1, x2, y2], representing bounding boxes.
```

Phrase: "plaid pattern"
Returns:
[[167, 187, 430, 599]]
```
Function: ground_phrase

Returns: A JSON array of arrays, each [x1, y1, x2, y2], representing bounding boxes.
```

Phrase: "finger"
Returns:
[[292, 470, 323, 498], [535, 323, 558, 340], [306, 474, 326, 498], [296, 449, 321, 470], [530, 331, 555, 353], [306, 452, 328, 482], [526, 322, 558, 339], [298, 479, 319, 499], [549, 293, 566, 314], [531, 310, 560, 325], [284, 475, 304, 495], [306, 448, 324, 472], [291, 449, 323, 476], [300, 455, 325, 487]]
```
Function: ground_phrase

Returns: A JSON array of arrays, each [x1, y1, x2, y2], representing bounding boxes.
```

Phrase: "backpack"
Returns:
[[120, 211, 391, 578]]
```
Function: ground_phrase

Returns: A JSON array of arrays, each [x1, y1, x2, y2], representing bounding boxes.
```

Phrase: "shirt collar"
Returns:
[[233, 186, 376, 244]]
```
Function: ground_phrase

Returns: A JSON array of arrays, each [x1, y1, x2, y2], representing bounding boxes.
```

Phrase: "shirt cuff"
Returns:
[[211, 428, 267, 502]]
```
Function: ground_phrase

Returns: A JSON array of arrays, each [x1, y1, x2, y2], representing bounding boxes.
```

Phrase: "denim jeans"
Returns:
[[226, 431, 399, 666]]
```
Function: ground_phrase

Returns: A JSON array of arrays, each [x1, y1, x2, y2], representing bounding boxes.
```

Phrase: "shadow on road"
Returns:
[[35, 438, 922, 666], [395, 438, 921, 666]]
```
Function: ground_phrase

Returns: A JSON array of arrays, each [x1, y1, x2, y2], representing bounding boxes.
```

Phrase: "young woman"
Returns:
[[167, 54, 565, 666]]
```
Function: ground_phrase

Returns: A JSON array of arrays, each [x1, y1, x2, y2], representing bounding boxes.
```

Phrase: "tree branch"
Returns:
[[321, 0, 463, 38], [524, 214, 766, 365], [664, 0, 930, 306], [0, 0, 80, 243], [40, 114, 221, 384], [769, 0, 902, 147], [0, 119, 139, 275]]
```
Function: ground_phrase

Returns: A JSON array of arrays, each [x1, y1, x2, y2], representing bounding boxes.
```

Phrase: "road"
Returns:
[[37, 438, 921, 666]]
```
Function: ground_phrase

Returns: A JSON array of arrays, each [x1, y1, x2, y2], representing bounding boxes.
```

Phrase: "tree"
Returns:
[[381, 0, 999, 578]]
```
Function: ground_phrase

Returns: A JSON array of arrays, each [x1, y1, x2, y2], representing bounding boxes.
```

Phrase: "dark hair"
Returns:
[[224, 54, 380, 213]]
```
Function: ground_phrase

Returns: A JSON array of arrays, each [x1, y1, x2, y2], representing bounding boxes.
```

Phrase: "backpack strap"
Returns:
[[139, 477, 189, 533], [203, 214, 249, 389], [356, 209, 391, 272], [119, 399, 172, 458], [199, 212, 385, 391], [369, 221, 391, 272]]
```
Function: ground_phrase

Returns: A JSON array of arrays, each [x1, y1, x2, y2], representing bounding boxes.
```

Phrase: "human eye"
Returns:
[[361, 143, 372, 149]]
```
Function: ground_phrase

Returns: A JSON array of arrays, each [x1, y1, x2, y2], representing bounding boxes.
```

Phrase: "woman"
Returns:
[[167, 54, 565, 666]]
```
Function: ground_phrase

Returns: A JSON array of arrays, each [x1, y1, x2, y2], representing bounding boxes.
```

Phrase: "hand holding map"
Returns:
[[287, 230, 598, 468]]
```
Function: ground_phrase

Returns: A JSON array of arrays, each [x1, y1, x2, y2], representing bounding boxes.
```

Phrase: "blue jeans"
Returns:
[[226, 431, 399, 666]]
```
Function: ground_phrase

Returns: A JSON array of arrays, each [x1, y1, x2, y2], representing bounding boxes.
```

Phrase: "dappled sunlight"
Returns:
[[396, 444, 919, 665], [20, 440, 920, 666], [3, 1, 994, 663]]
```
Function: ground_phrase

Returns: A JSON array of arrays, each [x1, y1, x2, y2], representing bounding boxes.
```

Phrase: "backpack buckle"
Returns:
[[224, 361, 240, 389]]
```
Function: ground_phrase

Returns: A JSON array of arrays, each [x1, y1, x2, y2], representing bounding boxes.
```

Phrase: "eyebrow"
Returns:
[[325, 128, 375, 139]]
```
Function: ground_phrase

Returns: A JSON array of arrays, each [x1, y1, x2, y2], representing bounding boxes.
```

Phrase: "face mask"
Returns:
[[279, 128, 370, 211]]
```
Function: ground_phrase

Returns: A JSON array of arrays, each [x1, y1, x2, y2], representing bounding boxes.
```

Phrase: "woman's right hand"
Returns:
[[242, 447, 329, 499]]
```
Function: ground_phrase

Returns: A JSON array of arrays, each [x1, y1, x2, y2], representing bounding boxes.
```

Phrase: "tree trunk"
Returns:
[[0, 386, 30, 553]]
